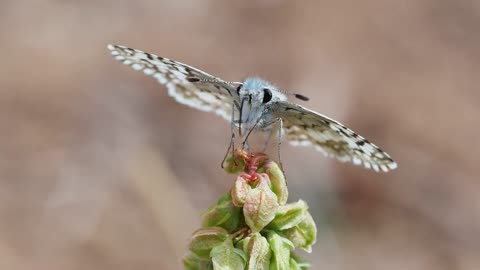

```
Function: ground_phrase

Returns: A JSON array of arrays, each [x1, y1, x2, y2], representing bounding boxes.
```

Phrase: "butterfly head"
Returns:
[[239, 77, 286, 106], [235, 77, 286, 133]]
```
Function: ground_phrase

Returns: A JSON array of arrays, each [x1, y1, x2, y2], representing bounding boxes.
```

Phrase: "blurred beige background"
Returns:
[[1, 0, 480, 269]]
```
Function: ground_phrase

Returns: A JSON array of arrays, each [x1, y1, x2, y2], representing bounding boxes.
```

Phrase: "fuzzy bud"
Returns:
[[268, 231, 294, 270], [243, 174, 279, 232], [290, 253, 312, 270], [231, 176, 251, 207], [182, 252, 212, 270], [282, 212, 317, 253], [223, 153, 246, 174], [210, 239, 247, 270], [263, 161, 288, 205], [201, 193, 241, 233], [268, 200, 308, 230], [245, 233, 271, 270], [235, 235, 251, 252], [189, 227, 229, 259]]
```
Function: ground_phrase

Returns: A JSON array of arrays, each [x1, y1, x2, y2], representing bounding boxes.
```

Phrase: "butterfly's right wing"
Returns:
[[108, 44, 240, 120], [273, 102, 397, 172]]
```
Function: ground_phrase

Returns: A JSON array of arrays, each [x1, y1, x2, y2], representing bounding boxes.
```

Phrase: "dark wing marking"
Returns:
[[108, 44, 240, 120], [273, 102, 397, 172]]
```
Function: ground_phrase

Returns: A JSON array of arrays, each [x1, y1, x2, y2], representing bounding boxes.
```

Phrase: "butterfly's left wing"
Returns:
[[108, 44, 240, 120], [272, 102, 397, 172]]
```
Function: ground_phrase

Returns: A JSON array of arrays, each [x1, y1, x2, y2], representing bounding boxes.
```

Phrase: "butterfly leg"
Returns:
[[221, 105, 237, 168], [273, 118, 284, 168], [261, 126, 275, 152], [241, 117, 262, 151], [259, 117, 284, 168]]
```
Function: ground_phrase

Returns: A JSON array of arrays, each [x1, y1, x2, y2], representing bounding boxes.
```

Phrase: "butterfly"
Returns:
[[107, 44, 397, 172]]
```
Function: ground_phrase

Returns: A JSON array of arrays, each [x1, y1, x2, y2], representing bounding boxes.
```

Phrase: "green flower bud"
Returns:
[[282, 212, 317, 253], [223, 153, 246, 174], [263, 161, 288, 205], [245, 233, 271, 270], [202, 193, 241, 232], [182, 252, 213, 270], [269, 200, 308, 230], [234, 235, 251, 253], [290, 253, 312, 269], [231, 176, 251, 207], [187, 151, 316, 269], [210, 239, 247, 270], [268, 231, 294, 270], [189, 227, 229, 259], [290, 258, 300, 270], [243, 174, 279, 232]]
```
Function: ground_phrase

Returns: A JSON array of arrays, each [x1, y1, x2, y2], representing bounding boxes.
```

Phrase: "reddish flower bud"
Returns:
[[243, 174, 279, 232], [231, 175, 251, 207]]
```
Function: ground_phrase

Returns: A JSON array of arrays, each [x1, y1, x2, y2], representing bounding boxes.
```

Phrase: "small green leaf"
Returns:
[[210, 239, 247, 270], [245, 233, 271, 270], [189, 227, 229, 259], [263, 161, 288, 205], [235, 236, 250, 254], [268, 231, 294, 270], [269, 200, 308, 230], [282, 212, 317, 253], [182, 252, 213, 270], [201, 194, 242, 233], [290, 257, 301, 270], [290, 253, 312, 269]]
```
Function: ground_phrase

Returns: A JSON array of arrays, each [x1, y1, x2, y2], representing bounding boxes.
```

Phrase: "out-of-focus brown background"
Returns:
[[1, 0, 480, 269]]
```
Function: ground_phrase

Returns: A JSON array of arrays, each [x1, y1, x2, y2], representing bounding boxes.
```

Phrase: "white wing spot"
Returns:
[[143, 68, 154, 75], [131, 63, 143, 70]]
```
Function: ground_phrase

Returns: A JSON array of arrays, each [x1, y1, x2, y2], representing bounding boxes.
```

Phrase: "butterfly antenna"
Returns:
[[280, 90, 309, 101], [292, 94, 309, 101]]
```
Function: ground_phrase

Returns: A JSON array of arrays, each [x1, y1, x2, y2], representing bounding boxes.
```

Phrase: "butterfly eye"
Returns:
[[262, 88, 273, 103], [236, 84, 243, 95]]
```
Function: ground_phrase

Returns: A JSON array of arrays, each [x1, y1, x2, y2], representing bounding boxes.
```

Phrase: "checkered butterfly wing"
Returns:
[[108, 44, 239, 120], [273, 102, 397, 172]]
